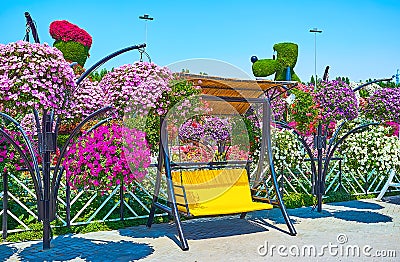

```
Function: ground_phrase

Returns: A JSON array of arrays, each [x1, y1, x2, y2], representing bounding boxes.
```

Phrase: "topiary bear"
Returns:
[[49, 20, 92, 67], [251, 42, 300, 82]]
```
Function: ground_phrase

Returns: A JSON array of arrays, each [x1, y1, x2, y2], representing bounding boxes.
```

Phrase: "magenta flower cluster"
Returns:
[[99, 62, 173, 117], [0, 41, 76, 116], [63, 123, 151, 191], [49, 20, 92, 48], [0, 129, 29, 172], [314, 80, 358, 123], [385, 121, 399, 137], [363, 88, 400, 123]]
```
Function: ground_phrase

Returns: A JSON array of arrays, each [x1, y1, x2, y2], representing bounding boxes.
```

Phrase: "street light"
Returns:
[[139, 14, 154, 45], [309, 28, 322, 90]]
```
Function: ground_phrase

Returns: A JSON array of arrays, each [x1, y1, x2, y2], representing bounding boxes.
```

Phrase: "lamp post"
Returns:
[[139, 14, 154, 45], [309, 28, 322, 90]]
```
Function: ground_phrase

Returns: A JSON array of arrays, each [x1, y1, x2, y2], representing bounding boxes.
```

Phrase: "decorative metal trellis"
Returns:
[[252, 160, 400, 198], [2, 161, 398, 237], [0, 166, 167, 236]]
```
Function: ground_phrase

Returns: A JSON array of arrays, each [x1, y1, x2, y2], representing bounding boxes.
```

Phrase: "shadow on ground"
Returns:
[[17, 234, 153, 262], [382, 195, 400, 205], [0, 244, 17, 261], [121, 199, 395, 250], [122, 215, 271, 238], [328, 201, 384, 210], [333, 210, 392, 223], [285, 200, 393, 224], [120, 214, 288, 249]]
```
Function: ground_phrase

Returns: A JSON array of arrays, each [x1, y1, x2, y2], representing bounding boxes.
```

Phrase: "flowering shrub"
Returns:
[[50, 20, 92, 66], [68, 79, 106, 123], [225, 145, 249, 160], [49, 20, 92, 48], [270, 95, 286, 121], [159, 78, 202, 116], [179, 116, 231, 144], [278, 80, 358, 135], [133, 79, 203, 153], [362, 88, 400, 123], [0, 41, 75, 117], [315, 80, 358, 123], [178, 115, 237, 161], [171, 144, 213, 162], [100, 62, 173, 117], [288, 88, 319, 134], [338, 125, 400, 175], [272, 129, 306, 170], [0, 129, 30, 173], [64, 123, 151, 191]]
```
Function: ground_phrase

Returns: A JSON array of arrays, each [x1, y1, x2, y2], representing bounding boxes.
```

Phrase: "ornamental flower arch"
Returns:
[[275, 78, 398, 212]]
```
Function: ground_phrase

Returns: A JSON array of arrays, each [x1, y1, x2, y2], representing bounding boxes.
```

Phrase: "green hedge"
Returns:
[[53, 40, 89, 67], [252, 59, 277, 77]]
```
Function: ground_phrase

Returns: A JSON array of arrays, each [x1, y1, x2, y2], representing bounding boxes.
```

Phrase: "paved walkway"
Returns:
[[1, 196, 399, 261]]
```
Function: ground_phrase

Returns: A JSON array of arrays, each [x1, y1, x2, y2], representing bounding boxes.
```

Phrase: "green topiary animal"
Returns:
[[251, 42, 300, 82]]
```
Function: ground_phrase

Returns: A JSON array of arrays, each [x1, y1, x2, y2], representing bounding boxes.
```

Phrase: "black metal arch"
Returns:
[[0, 113, 41, 181], [321, 122, 380, 185], [0, 129, 40, 197], [275, 121, 317, 193], [75, 44, 146, 88], [352, 77, 393, 92], [24, 12, 40, 43]]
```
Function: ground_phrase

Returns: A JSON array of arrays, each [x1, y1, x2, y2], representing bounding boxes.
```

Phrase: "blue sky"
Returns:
[[1, 0, 399, 82]]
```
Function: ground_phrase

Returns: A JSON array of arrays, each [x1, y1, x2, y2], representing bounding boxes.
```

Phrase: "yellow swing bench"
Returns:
[[172, 168, 273, 217]]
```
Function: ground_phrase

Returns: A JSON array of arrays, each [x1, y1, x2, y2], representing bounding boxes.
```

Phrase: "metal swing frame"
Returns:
[[147, 90, 297, 251]]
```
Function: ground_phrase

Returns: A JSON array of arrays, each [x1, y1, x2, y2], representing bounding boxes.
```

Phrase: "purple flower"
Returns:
[[179, 116, 231, 143], [363, 88, 400, 123], [315, 80, 359, 123]]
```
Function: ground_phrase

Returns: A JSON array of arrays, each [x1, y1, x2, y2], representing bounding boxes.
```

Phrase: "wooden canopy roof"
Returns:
[[180, 74, 298, 114]]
